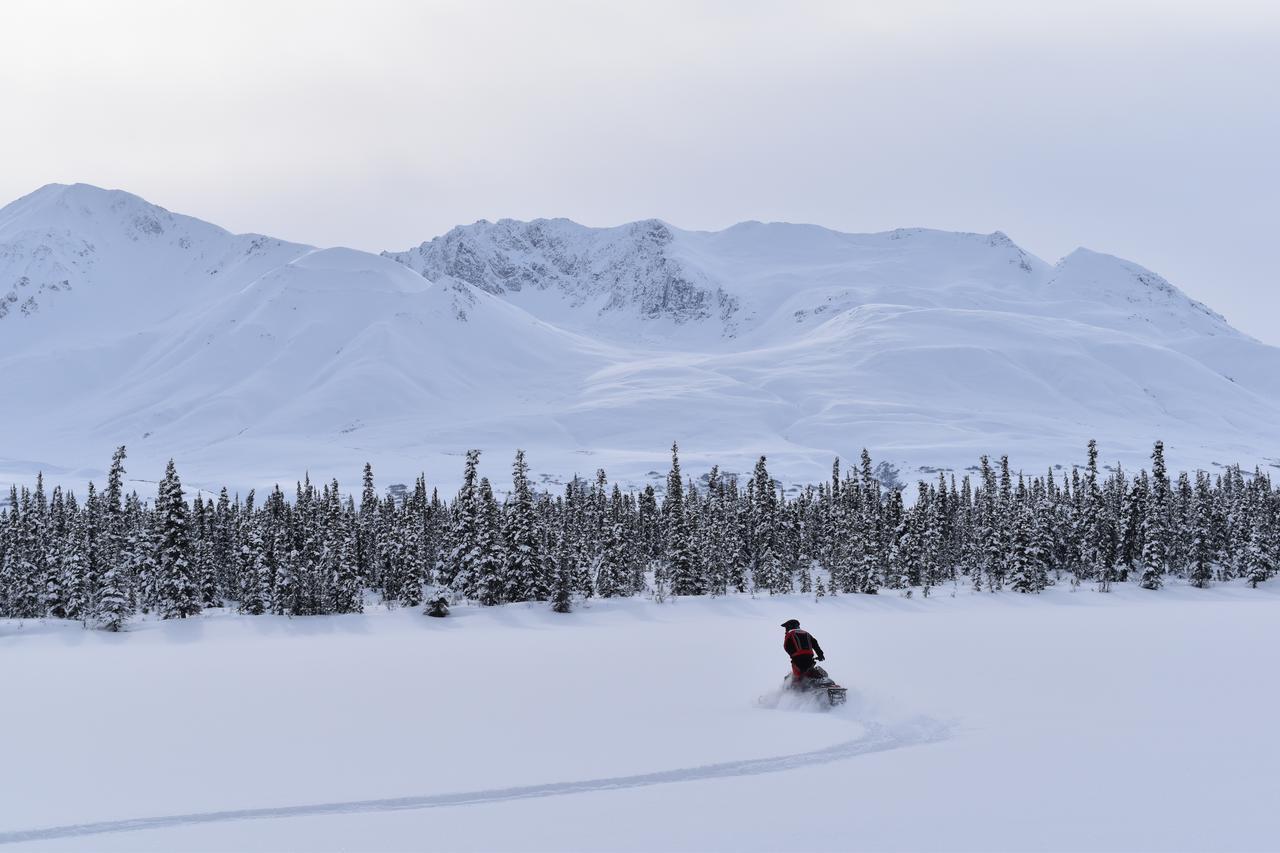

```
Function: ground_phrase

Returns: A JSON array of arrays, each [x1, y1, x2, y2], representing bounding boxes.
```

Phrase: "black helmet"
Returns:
[[781, 619, 800, 629]]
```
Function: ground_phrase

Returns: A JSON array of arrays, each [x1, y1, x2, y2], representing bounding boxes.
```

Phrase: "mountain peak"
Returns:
[[0, 182, 197, 245], [1049, 246, 1231, 339], [1, 183, 1277, 492]]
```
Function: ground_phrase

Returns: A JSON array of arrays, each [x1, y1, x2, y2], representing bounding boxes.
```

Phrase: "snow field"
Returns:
[[4, 582, 1279, 851]]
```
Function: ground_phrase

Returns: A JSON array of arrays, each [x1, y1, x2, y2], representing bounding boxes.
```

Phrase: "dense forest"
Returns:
[[1, 440, 1276, 630]]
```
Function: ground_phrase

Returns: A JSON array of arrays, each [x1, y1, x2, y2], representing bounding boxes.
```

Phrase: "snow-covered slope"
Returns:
[[2, 183, 1277, 494]]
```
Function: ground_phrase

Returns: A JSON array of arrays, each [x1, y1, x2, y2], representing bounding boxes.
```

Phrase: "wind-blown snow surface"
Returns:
[[3, 182, 1280, 495], [3, 585, 1279, 851]]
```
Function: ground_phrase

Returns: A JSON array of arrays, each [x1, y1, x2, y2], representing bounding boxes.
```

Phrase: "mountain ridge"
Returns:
[[1, 182, 1276, 494]]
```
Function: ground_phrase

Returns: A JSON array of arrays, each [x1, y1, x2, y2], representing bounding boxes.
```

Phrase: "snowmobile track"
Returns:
[[0, 719, 948, 846]]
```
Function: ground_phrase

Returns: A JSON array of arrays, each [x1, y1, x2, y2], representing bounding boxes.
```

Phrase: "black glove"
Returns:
[[816, 652, 825, 662]]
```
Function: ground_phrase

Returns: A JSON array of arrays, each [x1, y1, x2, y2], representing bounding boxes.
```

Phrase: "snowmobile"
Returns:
[[785, 664, 848, 707]]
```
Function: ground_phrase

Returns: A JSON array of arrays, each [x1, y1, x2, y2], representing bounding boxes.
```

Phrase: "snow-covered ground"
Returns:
[[4, 583, 1278, 851]]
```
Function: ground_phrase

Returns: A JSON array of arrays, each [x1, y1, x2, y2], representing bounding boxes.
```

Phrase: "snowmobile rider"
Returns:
[[781, 619, 825, 682]]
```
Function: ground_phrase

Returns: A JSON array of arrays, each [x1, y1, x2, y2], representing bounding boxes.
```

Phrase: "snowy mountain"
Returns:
[[2, 182, 1278, 495]]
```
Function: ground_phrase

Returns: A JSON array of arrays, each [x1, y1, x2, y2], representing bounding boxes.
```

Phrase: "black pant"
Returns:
[[791, 655, 817, 677]]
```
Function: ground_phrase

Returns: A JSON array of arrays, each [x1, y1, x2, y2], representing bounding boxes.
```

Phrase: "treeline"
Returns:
[[1, 440, 1276, 631]]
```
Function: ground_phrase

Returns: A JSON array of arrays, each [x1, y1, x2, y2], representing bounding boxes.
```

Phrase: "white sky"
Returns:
[[3, 0, 1278, 342]]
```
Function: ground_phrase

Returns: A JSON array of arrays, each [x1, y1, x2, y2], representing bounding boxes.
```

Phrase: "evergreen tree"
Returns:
[[1139, 441, 1170, 590], [502, 450, 548, 603], [1080, 440, 1108, 590], [398, 478, 429, 606], [665, 443, 704, 596], [747, 455, 787, 594], [1189, 471, 1215, 588], [327, 491, 363, 614], [550, 527, 574, 613], [358, 462, 379, 588], [154, 460, 200, 619], [96, 496, 132, 634], [596, 485, 635, 597], [442, 450, 484, 600], [238, 515, 270, 615]]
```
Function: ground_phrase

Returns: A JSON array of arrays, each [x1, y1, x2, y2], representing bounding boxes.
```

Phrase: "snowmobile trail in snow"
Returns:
[[0, 718, 949, 846]]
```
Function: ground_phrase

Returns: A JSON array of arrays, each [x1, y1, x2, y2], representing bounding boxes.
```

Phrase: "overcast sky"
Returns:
[[4, 0, 1277, 341]]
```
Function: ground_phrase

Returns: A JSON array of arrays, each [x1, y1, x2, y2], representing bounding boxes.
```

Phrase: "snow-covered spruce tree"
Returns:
[[1220, 466, 1248, 582], [570, 484, 603, 592], [1009, 499, 1045, 594], [820, 459, 842, 572], [637, 484, 661, 568], [502, 450, 549, 603], [271, 526, 300, 616], [549, 523, 574, 614], [69, 484, 105, 623], [1243, 475, 1275, 588], [375, 491, 403, 604], [153, 460, 200, 619], [858, 449, 883, 595], [720, 479, 747, 595], [1117, 468, 1146, 582], [828, 473, 860, 594], [823, 467, 852, 594], [30, 476, 52, 618], [41, 486, 69, 618], [665, 443, 705, 596], [985, 457, 1015, 590], [294, 477, 323, 615], [794, 487, 818, 596], [918, 481, 945, 596], [1030, 485, 1054, 590], [1102, 463, 1127, 582], [208, 487, 235, 607], [440, 449, 484, 601], [95, 560, 131, 631], [773, 484, 798, 594], [1079, 440, 1107, 590], [237, 513, 270, 616], [468, 477, 506, 602], [1255, 470, 1279, 584], [358, 463, 379, 589], [1139, 441, 1170, 590], [884, 489, 913, 591], [326, 488, 363, 614], [1188, 471, 1215, 588], [187, 496, 211, 609], [120, 492, 149, 613], [580, 469, 609, 597], [4, 485, 45, 619], [96, 488, 133, 630], [596, 485, 637, 597], [1169, 471, 1194, 577], [746, 455, 786, 594], [424, 481, 446, 586], [623, 491, 647, 595], [9, 442, 1280, 621], [971, 455, 998, 592], [103, 446, 127, 548], [397, 477, 429, 607]]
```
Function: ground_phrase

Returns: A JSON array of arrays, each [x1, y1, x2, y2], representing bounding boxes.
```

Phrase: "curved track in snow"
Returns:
[[0, 718, 948, 846]]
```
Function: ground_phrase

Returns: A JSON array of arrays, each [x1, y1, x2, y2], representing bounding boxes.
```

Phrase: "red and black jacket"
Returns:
[[783, 628, 824, 660]]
